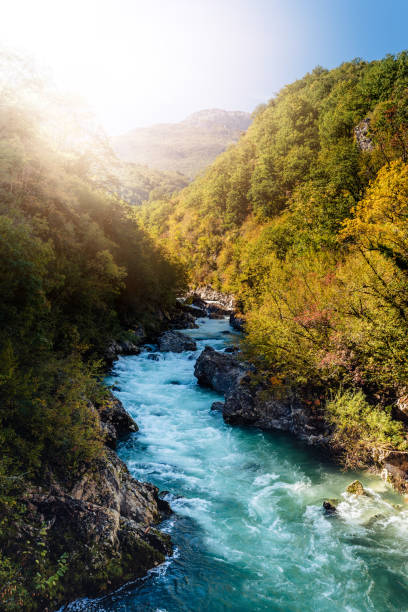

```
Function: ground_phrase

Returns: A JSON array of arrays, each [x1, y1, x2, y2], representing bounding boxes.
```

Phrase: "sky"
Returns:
[[1, 0, 408, 135]]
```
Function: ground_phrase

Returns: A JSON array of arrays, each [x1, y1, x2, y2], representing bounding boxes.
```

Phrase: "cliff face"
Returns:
[[112, 109, 252, 178]]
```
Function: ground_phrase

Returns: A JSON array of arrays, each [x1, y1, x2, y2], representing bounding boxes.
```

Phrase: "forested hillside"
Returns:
[[139, 52, 408, 465], [107, 161, 188, 206], [112, 109, 251, 178], [0, 53, 186, 608]]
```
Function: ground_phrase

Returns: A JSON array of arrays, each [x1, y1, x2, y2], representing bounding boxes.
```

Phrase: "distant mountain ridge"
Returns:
[[112, 109, 252, 178]]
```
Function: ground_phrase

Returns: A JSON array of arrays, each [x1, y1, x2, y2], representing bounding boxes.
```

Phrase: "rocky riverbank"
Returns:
[[193, 340, 408, 494], [19, 393, 171, 609], [194, 346, 330, 447], [6, 300, 206, 610]]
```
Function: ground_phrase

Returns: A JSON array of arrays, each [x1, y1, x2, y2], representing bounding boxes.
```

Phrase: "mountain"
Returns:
[[96, 158, 189, 206], [112, 109, 252, 178]]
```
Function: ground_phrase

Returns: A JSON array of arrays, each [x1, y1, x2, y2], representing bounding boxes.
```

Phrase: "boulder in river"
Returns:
[[194, 346, 250, 395], [158, 330, 197, 352], [346, 480, 365, 495], [323, 499, 339, 514]]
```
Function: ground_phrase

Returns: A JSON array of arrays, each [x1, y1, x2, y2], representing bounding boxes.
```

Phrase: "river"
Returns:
[[68, 316, 408, 611]]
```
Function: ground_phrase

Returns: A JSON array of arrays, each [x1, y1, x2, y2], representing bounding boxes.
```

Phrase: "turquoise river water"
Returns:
[[68, 317, 408, 612]]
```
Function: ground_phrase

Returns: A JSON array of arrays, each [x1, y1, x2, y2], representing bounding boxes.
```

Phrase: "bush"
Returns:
[[326, 390, 408, 468]]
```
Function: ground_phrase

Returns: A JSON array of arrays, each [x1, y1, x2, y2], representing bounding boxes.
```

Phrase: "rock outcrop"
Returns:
[[189, 286, 235, 310], [158, 330, 197, 352], [229, 312, 245, 332], [194, 347, 329, 446], [194, 346, 250, 395], [97, 392, 138, 449], [27, 449, 171, 604], [20, 392, 172, 607], [355, 117, 374, 151], [223, 378, 328, 445]]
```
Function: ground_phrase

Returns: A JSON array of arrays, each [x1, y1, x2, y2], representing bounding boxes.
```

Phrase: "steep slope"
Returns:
[[139, 52, 408, 470], [112, 109, 252, 178], [0, 52, 186, 609]]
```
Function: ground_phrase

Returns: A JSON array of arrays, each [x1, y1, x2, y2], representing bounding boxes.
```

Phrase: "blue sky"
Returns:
[[1, 0, 408, 134]]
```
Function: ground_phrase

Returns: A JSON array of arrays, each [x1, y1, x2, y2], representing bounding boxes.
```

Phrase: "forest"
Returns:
[[0, 52, 186, 607], [139, 52, 408, 467], [3, 47, 408, 608]]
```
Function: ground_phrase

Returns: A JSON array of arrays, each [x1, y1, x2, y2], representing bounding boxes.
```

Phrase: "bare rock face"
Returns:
[[158, 330, 197, 352], [189, 286, 235, 310], [355, 118, 374, 151], [374, 449, 408, 492], [194, 346, 250, 395], [28, 450, 171, 603]]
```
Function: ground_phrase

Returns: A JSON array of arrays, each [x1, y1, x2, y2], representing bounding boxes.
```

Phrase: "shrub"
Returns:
[[326, 389, 408, 468]]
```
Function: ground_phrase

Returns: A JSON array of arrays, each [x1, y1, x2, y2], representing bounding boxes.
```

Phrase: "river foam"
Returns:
[[68, 317, 408, 612]]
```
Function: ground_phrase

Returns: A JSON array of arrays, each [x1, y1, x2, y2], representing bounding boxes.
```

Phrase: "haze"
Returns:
[[2, 0, 408, 135]]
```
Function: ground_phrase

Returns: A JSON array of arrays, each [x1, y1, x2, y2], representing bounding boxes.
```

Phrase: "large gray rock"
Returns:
[[105, 338, 141, 363], [158, 330, 197, 352], [223, 378, 329, 445], [194, 347, 329, 446], [194, 346, 250, 395], [27, 449, 171, 604]]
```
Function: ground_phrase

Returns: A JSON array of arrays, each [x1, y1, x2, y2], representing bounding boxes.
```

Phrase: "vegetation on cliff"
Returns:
[[139, 52, 408, 466], [0, 52, 185, 609]]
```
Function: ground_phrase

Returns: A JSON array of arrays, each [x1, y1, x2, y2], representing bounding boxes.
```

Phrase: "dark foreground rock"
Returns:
[[194, 346, 250, 395], [19, 393, 172, 608], [26, 449, 171, 606], [158, 330, 197, 352]]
